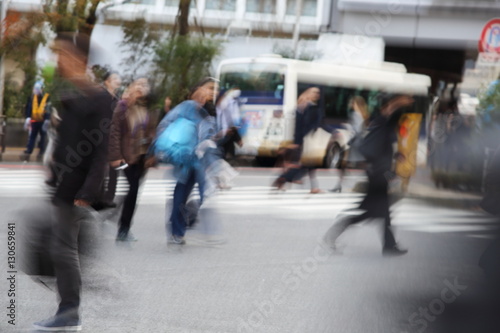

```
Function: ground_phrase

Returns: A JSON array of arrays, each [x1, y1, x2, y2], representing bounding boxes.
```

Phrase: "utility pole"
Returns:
[[292, 0, 303, 59]]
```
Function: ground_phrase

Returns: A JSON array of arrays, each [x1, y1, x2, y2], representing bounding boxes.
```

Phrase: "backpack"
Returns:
[[154, 116, 198, 166]]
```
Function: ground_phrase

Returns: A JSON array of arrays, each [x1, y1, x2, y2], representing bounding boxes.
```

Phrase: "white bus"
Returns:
[[216, 55, 432, 167]]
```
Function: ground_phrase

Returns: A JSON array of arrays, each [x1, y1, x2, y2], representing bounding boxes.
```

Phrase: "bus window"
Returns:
[[298, 82, 369, 128], [220, 63, 286, 105]]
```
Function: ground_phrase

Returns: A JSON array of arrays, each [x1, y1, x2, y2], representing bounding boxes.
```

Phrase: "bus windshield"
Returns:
[[219, 63, 286, 105]]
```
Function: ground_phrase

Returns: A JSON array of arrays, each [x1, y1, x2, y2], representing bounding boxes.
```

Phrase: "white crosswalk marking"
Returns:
[[1, 169, 497, 238]]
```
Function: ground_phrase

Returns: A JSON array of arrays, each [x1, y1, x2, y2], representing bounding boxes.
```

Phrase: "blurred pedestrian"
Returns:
[[330, 96, 369, 192], [96, 71, 122, 209], [42, 107, 61, 187], [32, 32, 113, 332], [109, 78, 159, 241], [323, 94, 414, 256], [155, 77, 219, 245], [20, 81, 50, 162], [216, 88, 244, 159], [272, 87, 323, 194]]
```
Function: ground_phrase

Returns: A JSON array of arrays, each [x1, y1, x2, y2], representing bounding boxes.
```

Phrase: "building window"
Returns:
[[165, 0, 195, 8], [246, 0, 276, 14], [286, 0, 317, 17], [206, 0, 236, 11]]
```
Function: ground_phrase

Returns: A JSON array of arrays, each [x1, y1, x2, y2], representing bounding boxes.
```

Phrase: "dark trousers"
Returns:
[[279, 166, 319, 189], [104, 167, 118, 203], [170, 168, 204, 237], [51, 202, 85, 317], [326, 169, 397, 249], [118, 156, 146, 234], [26, 121, 46, 155]]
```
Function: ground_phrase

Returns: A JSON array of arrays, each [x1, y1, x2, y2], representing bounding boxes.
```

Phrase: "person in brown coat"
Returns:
[[109, 78, 159, 241]]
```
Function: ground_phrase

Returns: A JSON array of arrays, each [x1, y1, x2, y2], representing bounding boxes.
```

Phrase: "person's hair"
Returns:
[[187, 77, 219, 100], [55, 32, 91, 63], [352, 96, 369, 120], [297, 86, 320, 109], [103, 71, 119, 82]]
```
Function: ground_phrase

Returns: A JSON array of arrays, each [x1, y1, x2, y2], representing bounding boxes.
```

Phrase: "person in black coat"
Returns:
[[32, 32, 113, 332], [272, 87, 324, 193], [323, 94, 414, 256]]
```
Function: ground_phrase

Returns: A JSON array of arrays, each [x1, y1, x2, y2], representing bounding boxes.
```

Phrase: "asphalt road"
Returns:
[[0, 165, 497, 333]]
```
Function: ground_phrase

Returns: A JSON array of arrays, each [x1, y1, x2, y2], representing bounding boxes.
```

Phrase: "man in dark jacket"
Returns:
[[32, 32, 113, 332], [324, 94, 414, 256]]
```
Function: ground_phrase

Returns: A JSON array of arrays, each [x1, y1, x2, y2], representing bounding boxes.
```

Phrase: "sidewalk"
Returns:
[[0, 147, 29, 162], [403, 166, 482, 209]]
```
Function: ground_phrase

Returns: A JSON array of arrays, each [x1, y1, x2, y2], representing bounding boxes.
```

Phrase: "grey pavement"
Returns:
[[0, 165, 495, 333]]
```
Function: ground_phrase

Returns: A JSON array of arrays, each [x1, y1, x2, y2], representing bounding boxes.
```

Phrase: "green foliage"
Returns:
[[1, 0, 103, 118], [478, 80, 500, 122], [119, 18, 160, 83], [3, 74, 25, 119], [152, 35, 222, 106], [1, 12, 46, 118], [43, 0, 102, 34]]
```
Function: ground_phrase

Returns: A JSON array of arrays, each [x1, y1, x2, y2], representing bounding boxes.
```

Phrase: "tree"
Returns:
[[119, 18, 160, 82], [116, 0, 222, 107], [1, 0, 104, 118], [479, 79, 500, 123], [43, 0, 102, 35], [1, 12, 46, 118], [153, 35, 222, 106], [177, 0, 191, 37]]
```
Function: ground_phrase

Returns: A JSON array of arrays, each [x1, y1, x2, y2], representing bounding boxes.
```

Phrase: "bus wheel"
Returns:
[[325, 143, 343, 168], [255, 156, 277, 167]]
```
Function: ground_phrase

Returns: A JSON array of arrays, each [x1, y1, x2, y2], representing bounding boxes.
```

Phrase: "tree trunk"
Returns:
[[178, 0, 191, 36]]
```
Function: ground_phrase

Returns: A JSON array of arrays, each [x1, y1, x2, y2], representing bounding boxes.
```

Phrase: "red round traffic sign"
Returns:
[[479, 18, 500, 53]]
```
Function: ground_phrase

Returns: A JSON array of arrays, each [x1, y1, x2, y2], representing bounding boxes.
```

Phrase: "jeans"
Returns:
[[169, 167, 205, 237], [26, 121, 46, 155], [118, 156, 146, 235]]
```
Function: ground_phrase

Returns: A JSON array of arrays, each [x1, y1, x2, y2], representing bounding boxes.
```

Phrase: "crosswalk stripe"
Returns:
[[1, 169, 497, 239]]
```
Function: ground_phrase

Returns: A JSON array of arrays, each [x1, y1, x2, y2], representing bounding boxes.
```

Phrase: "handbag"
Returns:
[[300, 127, 332, 166]]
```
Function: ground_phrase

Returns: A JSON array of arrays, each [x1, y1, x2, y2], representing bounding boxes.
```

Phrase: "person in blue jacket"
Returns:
[[155, 77, 219, 245]]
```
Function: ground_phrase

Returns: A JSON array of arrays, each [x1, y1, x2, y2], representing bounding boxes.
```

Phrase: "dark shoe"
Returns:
[[116, 231, 138, 242], [383, 245, 408, 257], [36, 154, 43, 162], [168, 234, 186, 245], [329, 186, 342, 193], [33, 314, 81, 331], [19, 153, 30, 162], [45, 179, 57, 188], [103, 201, 117, 209], [92, 201, 117, 211], [272, 177, 286, 190]]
